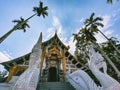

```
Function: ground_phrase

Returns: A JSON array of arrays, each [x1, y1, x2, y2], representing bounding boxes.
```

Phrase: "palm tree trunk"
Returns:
[[98, 30, 120, 55], [114, 55, 120, 63], [92, 43, 120, 77], [0, 29, 14, 43], [0, 13, 36, 44], [26, 13, 36, 21]]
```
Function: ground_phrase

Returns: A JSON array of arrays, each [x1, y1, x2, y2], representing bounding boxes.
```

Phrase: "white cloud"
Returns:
[[46, 16, 63, 39], [101, 15, 112, 30], [67, 36, 76, 54], [80, 17, 84, 23], [95, 32, 106, 43], [46, 16, 76, 54], [59, 35, 75, 54], [0, 51, 11, 71], [52, 16, 61, 27], [75, 17, 85, 23], [47, 27, 55, 38], [0, 52, 11, 63], [96, 14, 115, 43], [104, 30, 114, 36]]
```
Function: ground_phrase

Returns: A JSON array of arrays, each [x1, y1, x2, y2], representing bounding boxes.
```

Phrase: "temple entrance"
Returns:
[[48, 67, 57, 82]]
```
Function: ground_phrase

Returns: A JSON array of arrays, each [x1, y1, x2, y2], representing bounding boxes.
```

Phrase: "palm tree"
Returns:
[[0, 17, 31, 43], [12, 17, 30, 32], [0, 1, 48, 44], [74, 12, 120, 78], [33, 1, 48, 18], [84, 13, 120, 55], [73, 27, 97, 71], [83, 13, 120, 77], [84, 13, 104, 34]]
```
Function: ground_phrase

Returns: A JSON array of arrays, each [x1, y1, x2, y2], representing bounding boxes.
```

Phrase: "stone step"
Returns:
[[36, 82, 75, 90]]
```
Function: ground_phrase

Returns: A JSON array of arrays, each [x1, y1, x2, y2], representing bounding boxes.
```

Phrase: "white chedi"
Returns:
[[12, 33, 42, 90]]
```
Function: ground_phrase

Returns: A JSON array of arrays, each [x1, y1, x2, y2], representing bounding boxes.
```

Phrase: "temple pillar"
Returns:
[[61, 49, 66, 81], [40, 47, 46, 74]]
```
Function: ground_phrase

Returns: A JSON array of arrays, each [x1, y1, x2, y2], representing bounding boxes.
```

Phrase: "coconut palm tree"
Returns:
[[0, 1, 48, 44]]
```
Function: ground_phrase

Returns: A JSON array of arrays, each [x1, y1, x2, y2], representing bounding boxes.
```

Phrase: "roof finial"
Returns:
[[33, 32, 42, 50]]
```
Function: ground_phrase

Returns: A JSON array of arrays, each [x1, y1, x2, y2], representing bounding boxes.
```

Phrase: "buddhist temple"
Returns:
[[1, 32, 120, 90], [0, 32, 82, 90]]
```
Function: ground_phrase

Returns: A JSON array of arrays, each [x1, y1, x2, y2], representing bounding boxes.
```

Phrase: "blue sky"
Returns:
[[0, 0, 120, 69]]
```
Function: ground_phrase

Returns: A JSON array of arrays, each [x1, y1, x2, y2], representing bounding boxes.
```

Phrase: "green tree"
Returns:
[[12, 17, 30, 32], [84, 12, 120, 56], [101, 37, 120, 81], [33, 1, 48, 18], [74, 12, 104, 62], [0, 1, 48, 43], [74, 12, 120, 79], [84, 13, 120, 77]]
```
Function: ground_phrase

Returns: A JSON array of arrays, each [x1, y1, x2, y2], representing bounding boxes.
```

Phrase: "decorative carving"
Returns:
[[89, 47, 107, 74], [88, 46, 120, 90], [46, 45, 62, 60]]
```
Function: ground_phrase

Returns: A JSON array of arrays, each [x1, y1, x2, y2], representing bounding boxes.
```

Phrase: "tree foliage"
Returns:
[[12, 17, 30, 32], [107, 0, 113, 3], [73, 12, 120, 82], [33, 1, 48, 18]]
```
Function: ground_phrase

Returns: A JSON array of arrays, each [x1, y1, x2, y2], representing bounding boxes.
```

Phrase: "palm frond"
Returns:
[[43, 6, 48, 10], [107, 0, 113, 3], [40, 1, 43, 8], [84, 19, 89, 24], [90, 13, 95, 21], [25, 24, 30, 28], [93, 17, 103, 22], [20, 17, 24, 21], [94, 23, 104, 27], [33, 7, 38, 12], [23, 28, 26, 32], [33, 1, 48, 18], [12, 20, 20, 23]]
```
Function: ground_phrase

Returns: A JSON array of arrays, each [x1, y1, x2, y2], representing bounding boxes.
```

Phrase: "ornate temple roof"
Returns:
[[0, 33, 82, 70]]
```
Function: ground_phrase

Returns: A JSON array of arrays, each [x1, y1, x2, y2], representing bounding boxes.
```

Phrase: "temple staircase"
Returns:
[[36, 82, 75, 90]]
